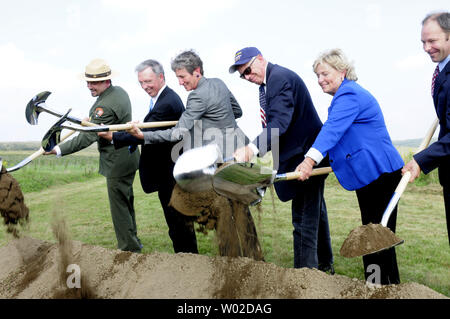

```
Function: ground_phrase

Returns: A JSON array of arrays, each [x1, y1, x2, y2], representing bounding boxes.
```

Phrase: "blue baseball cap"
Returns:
[[229, 47, 261, 73]]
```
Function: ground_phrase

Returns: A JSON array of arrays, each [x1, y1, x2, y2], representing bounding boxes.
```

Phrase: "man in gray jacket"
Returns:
[[127, 50, 263, 260]]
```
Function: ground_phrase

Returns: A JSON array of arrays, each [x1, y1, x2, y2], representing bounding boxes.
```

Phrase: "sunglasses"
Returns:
[[240, 57, 256, 79]]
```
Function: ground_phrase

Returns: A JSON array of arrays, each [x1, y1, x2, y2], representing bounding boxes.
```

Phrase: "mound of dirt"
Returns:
[[0, 236, 446, 299]]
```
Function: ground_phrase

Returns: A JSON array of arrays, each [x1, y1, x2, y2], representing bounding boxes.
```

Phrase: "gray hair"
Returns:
[[422, 11, 450, 33], [135, 59, 165, 79], [171, 50, 204, 75], [313, 48, 358, 81]]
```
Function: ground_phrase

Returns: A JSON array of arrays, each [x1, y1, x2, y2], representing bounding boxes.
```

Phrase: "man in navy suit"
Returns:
[[230, 47, 334, 272], [99, 59, 198, 253], [403, 12, 450, 244]]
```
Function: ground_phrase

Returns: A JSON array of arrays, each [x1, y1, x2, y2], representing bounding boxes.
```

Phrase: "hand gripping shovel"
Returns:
[[340, 118, 440, 258], [212, 162, 333, 205]]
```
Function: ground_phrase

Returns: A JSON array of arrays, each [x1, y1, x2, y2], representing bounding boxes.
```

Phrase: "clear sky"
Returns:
[[0, 0, 448, 142]]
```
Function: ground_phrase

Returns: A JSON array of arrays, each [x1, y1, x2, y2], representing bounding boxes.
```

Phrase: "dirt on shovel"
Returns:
[[169, 184, 264, 261], [340, 223, 403, 258], [0, 166, 29, 237]]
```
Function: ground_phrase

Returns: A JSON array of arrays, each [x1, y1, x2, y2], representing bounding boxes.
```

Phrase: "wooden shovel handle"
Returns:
[[284, 166, 333, 180], [105, 121, 178, 132], [380, 118, 439, 227]]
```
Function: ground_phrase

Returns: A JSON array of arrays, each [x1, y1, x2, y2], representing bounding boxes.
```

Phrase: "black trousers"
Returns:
[[355, 169, 402, 285], [158, 181, 198, 254]]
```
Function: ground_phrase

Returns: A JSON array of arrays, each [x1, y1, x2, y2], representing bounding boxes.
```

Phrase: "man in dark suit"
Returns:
[[403, 12, 450, 244], [100, 59, 198, 253], [230, 47, 334, 272]]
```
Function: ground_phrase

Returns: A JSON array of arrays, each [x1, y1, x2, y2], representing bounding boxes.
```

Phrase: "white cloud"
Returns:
[[366, 3, 381, 30], [0, 43, 80, 90], [99, 0, 238, 48], [394, 53, 429, 71]]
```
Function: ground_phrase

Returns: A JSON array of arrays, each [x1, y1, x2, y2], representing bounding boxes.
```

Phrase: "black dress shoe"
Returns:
[[318, 264, 335, 275]]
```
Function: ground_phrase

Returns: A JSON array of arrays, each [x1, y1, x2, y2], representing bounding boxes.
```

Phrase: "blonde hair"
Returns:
[[313, 49, 358, 81]]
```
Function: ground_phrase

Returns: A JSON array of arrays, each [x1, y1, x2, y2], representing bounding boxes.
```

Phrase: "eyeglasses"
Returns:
[[240, 57, 256, 79]]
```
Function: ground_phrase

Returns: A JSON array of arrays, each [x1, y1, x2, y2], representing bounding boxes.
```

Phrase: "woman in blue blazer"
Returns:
[[295, 49, 404, 285]]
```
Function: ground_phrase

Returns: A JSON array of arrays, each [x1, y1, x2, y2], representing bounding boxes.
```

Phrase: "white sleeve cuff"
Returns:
[[54, 146, 62, 158], [248, 143, 259, 156], [305, 147, 324, 165]]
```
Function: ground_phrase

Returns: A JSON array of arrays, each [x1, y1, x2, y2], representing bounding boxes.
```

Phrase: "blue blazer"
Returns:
[[312, 79, 404, 191], [113, 86, 184, 193], [254, 63, 326, 201], [414, 61, 450, 188]]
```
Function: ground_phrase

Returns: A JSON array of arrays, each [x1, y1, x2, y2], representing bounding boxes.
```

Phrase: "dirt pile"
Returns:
[[0, 236, 446, 299], [340, 223, 404, 258], [0, 166, 29, 237]]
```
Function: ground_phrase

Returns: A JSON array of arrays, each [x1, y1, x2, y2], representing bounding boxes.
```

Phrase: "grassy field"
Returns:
[[0, 148, 448, 297]]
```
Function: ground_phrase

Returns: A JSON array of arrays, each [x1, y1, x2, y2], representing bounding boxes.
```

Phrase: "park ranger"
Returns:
[[44, 58, 141, 252]]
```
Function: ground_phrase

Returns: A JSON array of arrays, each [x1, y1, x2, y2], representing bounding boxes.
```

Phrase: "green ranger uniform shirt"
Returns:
[[59, 85, 140, 178]]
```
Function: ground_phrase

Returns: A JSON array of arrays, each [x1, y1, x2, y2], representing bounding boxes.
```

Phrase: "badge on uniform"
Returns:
[[94, 107, 104, 118]]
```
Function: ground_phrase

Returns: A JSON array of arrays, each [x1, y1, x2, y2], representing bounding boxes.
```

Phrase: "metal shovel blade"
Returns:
[[212, 162, 332, 205], [212, 162, 274, 205], [173, 144, 223, 193], [41, 109, 72, 152], [26, 91, 52, 125]]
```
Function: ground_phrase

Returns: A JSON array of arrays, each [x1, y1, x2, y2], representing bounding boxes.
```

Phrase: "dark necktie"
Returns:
[[431, 65, 439, 96], [259, 84, 267, 127]]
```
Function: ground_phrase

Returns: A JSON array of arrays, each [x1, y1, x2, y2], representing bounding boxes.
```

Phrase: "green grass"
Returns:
[[2, 151, 101, 193], [0, 149, 448, 297]]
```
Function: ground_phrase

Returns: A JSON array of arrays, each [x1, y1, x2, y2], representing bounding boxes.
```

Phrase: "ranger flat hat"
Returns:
[[82, 58, 117, 81]]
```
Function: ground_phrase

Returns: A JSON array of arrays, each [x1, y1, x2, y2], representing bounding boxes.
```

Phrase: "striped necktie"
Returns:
[[259, 84, 267, 127], [431, 65, 439, 96]]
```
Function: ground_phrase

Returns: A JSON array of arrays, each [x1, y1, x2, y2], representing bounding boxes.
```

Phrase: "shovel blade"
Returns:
[[26, 91, 52, 125], [212, 162, 275, 205], [173, 144, 223, 193], [41, 108, 72, 152]]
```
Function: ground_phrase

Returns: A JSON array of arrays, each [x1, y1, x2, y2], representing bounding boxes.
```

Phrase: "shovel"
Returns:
[[26, 91, 94, 126], [5, 109, 80, 173], [40, 110, 177, 151], [340, 117, 440, 258], [212, 162, 333, 205]]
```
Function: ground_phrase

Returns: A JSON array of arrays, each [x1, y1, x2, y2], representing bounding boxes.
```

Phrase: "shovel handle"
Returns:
[[416, 118, 439, 154], [380, 117, 439, 227], [109, 121, 178, 131], [282, 166, 333, 181], [74, 121, 178, 132]]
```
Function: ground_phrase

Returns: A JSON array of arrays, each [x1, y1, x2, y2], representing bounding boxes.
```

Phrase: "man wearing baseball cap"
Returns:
[[45, 58, 142, 253], [230, 47, 334, 273]]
